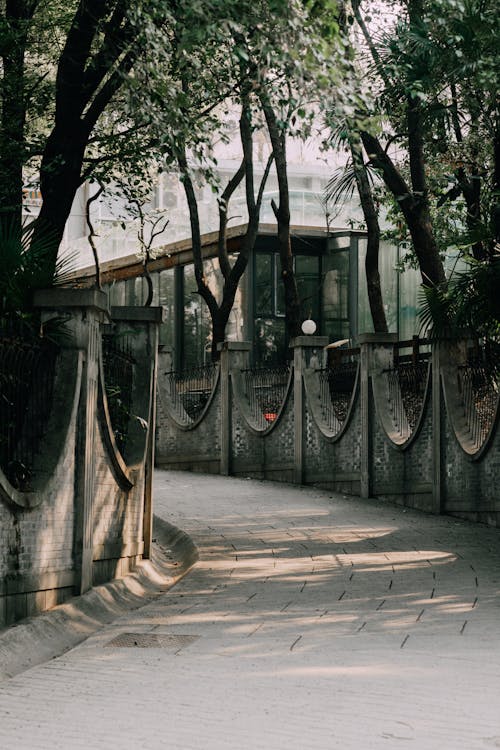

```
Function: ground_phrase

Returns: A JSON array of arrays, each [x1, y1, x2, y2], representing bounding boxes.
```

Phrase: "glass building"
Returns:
[[104, 227, 424, 369]]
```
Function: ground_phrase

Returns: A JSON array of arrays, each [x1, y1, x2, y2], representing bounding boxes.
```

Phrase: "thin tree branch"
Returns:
[[86, 181, 104, 289], [217, 156, 246, 281]]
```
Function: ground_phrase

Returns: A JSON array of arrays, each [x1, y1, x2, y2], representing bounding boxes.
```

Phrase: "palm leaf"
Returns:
[[418, 258, 500, 345], [325, 160, 378, 208]]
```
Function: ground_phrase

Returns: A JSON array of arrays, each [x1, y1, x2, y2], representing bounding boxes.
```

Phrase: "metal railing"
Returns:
[[0, 321, 59, 490], [102, 333, 135, 454], [385, 337, 430, 439], [166, 363, 218, 422], [458, 345, 499, 450], [241, 365, 291, 429], [318, 348, 359, 431]]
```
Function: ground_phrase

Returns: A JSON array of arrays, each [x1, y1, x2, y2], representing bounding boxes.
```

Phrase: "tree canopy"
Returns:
[[325, 0, 499, 335]]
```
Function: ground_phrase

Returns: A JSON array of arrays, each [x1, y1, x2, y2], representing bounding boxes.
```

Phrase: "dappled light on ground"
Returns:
[[1, 472, 498, 750]]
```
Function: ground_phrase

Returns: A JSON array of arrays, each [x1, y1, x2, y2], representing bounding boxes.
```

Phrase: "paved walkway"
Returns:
[[1, 471, 500, 749]]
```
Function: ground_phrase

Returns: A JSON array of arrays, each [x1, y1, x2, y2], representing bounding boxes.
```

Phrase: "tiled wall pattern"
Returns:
[[0, 298, 156, 627], [157, 339, 500, 527]]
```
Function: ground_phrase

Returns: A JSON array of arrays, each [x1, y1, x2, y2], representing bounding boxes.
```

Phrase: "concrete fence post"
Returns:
[[431, 339, 444, 515], [34, 288, 109, 594], [218, 341, 251, 476], [110, 306, 165, 560], [358, 333, 398, 499], [290, 336, 329, 485], [431, 335, 469, 515]]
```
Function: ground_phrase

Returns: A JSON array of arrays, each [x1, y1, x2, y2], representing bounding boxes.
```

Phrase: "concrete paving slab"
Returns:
[[0, 471, 499, 749], [0, 516, 198, 681]]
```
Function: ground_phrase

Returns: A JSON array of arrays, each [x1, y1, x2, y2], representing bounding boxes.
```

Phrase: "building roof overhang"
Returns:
[[68, 223, 365, 287]]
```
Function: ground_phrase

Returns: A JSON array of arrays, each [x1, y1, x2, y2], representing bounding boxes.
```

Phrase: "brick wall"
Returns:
[[0, 293, 159, 627], [156, 337, 500, 528]]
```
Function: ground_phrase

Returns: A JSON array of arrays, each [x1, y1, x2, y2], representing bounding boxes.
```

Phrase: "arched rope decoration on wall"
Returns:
[[232, 364, 293, 434], [163, 363, 220, 430], [441, 340, 500, 458], [372, 338, 431, 448], [304, 349, 360, 440]]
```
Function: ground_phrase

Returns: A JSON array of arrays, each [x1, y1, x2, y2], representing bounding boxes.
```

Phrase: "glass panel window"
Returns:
[[296, 254, 320, 323], [183, 264, 212, 367], [379, 240, 398, 332], [255, 252, 273, 316], [158, 268, 175, 348], [357, 239, 398, 335], [108, 280, 126, 306], [398, 264, 420, 340], [357, 238, 372, 335], [275, 255, 286, 316], [322, 249, 349, 341], [254, 318, 287, 367]]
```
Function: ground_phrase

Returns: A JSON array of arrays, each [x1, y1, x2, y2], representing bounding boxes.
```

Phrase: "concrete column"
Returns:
[[218, 341, 251, 476], [34, 288, 109, 594], [358, 333, 398, 499], [431, 336, 468, 514], [290, 336, 329, 485], [431, 339, 444, 515], [111, 306, 165, 559]]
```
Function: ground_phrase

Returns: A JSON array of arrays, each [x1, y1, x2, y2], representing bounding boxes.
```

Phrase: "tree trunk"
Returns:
[[211, 285, 239, 361], [356, 0, 445, 289], [260, 91, 302, 341], [28, 0, 137, 278], [31, 124, 87, 274], [350, 139, 388, 333], [360, 130, 446, 287], [179, 94, 273, 364], [0, 0, 36, 234]]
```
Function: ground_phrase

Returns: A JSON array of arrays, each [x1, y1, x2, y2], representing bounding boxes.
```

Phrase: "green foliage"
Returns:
[[419, 257, 500, 341], [325, 0, 499, 337], [0, 221, 75, 315]]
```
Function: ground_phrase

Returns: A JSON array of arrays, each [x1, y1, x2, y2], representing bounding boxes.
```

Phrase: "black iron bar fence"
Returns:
[[384, 337, 430, 438], [0, 321, 59, 490], [318, 348, 359, 430], [102, 332, 135, 455], [166, 363, 218, 422], [241, 365, 291, 429], [458, 343, 499, 450]]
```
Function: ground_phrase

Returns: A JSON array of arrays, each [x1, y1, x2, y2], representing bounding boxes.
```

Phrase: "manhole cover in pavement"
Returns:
[[105, 633, 199, 649]]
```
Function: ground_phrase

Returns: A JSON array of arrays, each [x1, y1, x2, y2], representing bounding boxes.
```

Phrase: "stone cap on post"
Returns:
[[34, 288, 110, 351], [217, 340, 251, 371], [34, 287, 109, 317], [290, 336, 329, 349], [290, 336, 329, 370], [358, 332, 398, 374]]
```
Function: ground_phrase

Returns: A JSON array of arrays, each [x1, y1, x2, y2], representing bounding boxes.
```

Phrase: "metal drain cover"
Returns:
[[105, 633, 199, 649]]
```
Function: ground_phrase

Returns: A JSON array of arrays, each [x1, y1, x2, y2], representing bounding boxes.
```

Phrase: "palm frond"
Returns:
[[325, 162, 357, 206], [325, 159, 378, 207], [0, 220, 74, 315], [418, 258, 500, 341]]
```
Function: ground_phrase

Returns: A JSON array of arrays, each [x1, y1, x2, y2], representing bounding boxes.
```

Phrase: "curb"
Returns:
[[0, 516, 198, 682]]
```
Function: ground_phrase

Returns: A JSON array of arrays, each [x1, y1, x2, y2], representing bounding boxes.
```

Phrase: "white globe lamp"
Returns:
[[301, 318, 317, 335]]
